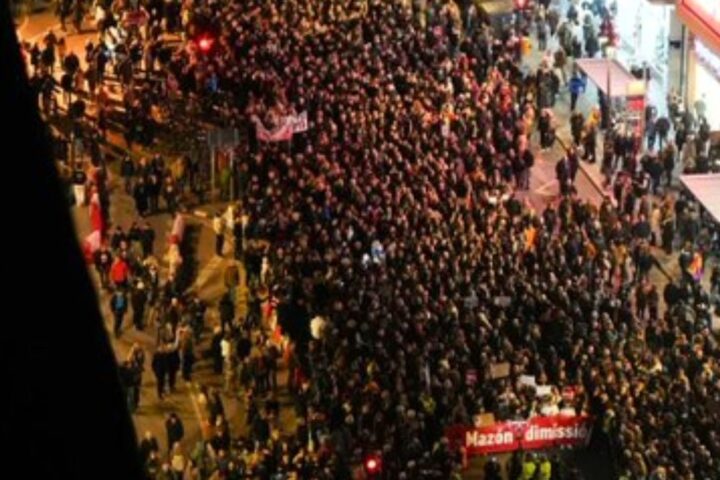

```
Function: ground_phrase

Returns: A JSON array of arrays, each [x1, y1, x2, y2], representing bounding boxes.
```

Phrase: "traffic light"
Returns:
[[364, 454, 382, 477], [196, 33, 215, 54]]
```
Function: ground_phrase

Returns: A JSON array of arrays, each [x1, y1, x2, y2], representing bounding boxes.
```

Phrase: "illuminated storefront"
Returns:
[[678, 0, 720, 130], [614, 0, 674, 89]]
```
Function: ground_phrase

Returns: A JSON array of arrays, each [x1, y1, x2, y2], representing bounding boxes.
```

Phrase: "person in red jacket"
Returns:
[[110, 254, 131, 290]]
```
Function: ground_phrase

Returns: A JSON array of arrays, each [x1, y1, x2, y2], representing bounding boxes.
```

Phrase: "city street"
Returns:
[[15, 1, 719, 479], [13, 0, 663, 459]]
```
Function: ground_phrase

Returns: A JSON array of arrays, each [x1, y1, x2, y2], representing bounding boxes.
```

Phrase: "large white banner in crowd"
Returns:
[[252, 111, 308, 142]]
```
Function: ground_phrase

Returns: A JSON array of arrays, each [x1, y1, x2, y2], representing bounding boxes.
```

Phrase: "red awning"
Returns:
[[575, 58, 641, 98], [678, 0, 720, 55], [680, 173, 720, 223]]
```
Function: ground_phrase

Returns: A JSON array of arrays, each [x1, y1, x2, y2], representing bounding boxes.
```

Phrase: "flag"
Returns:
[[524, 226, 537, 251], [89, 191, 104, 234], [82, 230, 102, 264]]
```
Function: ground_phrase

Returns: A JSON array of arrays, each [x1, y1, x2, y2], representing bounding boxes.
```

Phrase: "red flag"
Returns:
[[89, 192, 104, 234]]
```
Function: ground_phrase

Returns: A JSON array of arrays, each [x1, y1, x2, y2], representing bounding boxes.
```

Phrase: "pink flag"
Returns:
[[82, 230, 102, 264]]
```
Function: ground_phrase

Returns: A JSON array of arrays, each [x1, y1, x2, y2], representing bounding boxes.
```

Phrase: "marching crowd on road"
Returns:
[[23, 0, 720, 479]]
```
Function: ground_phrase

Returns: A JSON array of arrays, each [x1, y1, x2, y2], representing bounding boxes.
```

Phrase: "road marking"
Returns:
[[534, 179, 558, 197]]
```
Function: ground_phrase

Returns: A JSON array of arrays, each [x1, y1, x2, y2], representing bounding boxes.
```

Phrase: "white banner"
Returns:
[[252, 111, 309, 142], [289, 111, 308, 133]]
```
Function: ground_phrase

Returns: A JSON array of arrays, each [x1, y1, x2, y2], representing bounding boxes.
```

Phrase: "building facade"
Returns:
[[677, 0, 720, 130]]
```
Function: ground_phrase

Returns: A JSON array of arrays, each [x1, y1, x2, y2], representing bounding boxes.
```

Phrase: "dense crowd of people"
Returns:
[[25, 0, 720, 479], [229, 1, 718, 479]]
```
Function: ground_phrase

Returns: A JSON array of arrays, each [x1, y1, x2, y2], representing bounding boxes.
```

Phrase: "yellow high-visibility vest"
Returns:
[[539, 460, 552, 480], [521, 461, 537, 480]]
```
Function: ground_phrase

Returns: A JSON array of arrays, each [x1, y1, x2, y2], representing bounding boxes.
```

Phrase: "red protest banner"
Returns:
[[445, 415, 592, 456]]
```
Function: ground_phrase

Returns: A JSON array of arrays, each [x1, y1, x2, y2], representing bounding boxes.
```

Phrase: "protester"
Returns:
[[109, 288, 128, 338], [165, 412, 185, 453], [131, 281, 148, 330]]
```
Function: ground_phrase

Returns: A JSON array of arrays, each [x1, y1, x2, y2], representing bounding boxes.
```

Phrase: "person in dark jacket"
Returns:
[[556, 155, 570, 195], [570, 111, 584, 145], [147, 173, 161, 214], [211, 326, 224, 374], [219, 292, 235, 333], [60, 71, 74, 105], [538, 109, 554, 149], [567, 148, 580, 184], [131, 281, 148, 330], [63, 50, 80, 75], [56, 0, 72, 31], [188, 296, 206, 342], [662, 144, 676, 187], [655, 116, 670, 150], [121, 156, 135, 194], [94, 245, 113, 290], [118, 360, 137, 413], [110, 289, 129, 338], [127, 343, 145, 410], [165, 412, 184, 453], [133, 177, 149, 217], [585, 31, 599, 58], [484, 456, 502, 480], [41, 41, 56, 72], [645, 154, 663, 194], [152, 346, 169, 399], [139, 431, 159, 466], [178, 326, 195, 382], [251, 409, 270, 445], [140, 222, 155, 258]]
